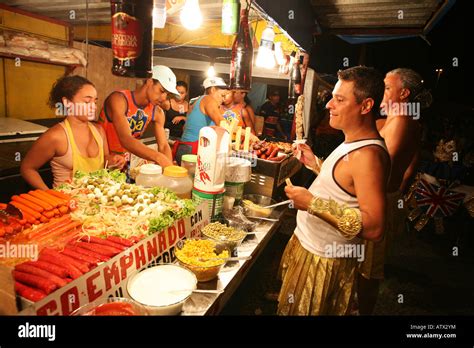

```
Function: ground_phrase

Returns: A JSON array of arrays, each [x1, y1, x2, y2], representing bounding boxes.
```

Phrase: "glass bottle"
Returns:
[[111, 0, 154, 78], [229, 9, 253, 91]]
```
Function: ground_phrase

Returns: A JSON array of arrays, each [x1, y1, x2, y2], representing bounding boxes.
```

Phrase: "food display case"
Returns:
[[232, 139, 302, 200], [245, 155, 302, 200]]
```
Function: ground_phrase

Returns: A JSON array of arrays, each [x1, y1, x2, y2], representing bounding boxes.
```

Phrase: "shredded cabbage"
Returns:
[[65, 169, 195, 239]]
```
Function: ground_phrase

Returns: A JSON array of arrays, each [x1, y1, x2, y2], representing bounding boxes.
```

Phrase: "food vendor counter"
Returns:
[[182, 208, 286, 315], [0, 122, 175, 201]]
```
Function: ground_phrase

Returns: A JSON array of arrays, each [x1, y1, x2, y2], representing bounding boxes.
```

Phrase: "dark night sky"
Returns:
[[310, 0, 472, 106]]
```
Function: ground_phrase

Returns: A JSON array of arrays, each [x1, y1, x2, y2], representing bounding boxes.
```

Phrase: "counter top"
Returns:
[[181, 209, 286, 315]]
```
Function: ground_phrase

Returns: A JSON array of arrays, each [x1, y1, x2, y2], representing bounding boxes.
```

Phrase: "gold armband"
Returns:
[[307, 196, 362, 239]]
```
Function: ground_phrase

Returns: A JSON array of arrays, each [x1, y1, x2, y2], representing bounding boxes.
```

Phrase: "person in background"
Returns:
[[278, 66, 390, 315], [259, 90, 287, 140], [234, 90, 257, 132], [357, 68, 433, 315], [220, 90, 255, 134], [162, 80, 189, 138], [98, 65, 180, 171], [174, 77, 228, 164], [21, 76, 125, 189]]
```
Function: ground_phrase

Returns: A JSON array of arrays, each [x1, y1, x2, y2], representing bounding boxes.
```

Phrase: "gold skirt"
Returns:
[[277, 235, 358, 316], [358, 191, 407, 280]]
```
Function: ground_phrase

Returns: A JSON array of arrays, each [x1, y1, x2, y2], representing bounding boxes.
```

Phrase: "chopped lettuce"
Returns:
[[88, 169, 126, 182], [148, 199, 196, 233], [148, 211, 175, 233], [55, 183, 69, 190], [74, 170, 87, 179], [174, 199, 196, 219], [74, 169, 126, 183], [108, 169, 126, 182], [148, 187, 178, 200]]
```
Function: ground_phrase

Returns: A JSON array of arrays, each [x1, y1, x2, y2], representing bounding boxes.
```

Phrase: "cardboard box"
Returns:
[[6, 203, 209, 316]]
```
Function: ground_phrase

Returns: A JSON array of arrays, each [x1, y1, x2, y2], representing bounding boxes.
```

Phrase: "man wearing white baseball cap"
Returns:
[[173, 77, 228, 164], [98, 65, 179, 174]]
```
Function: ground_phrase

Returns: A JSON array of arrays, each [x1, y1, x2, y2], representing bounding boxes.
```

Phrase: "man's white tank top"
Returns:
[[295, 138, 388, 257]]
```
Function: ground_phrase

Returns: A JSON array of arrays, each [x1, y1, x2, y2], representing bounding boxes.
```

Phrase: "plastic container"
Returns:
[[135, 164, 162, 188], [192, 188, 224, 221], [181, 154, 197, 180], [155, 165, 193, 199], [194, 126, 229, 192]]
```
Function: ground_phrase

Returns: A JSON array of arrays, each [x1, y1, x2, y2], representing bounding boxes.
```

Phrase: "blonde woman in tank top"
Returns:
[[21, 76, 126, 189]]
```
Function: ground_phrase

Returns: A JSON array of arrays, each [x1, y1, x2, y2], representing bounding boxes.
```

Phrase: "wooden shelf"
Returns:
[[0, 52, 82, 68]]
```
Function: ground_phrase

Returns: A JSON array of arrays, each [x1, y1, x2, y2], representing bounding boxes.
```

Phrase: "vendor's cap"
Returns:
[[203, 77, 228, 89], [152, 65, 180, 97], [269, 89, 280, 96]]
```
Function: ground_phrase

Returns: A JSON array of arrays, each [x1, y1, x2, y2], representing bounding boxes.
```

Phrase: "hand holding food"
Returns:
[[293, 143, 320, 172], [106, 154, 127, 170], [284, 185, 314, 211]]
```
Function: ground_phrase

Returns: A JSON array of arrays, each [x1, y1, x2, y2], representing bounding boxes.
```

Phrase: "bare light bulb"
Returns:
[[207, 64, 216, 77], [180, 0, 203, 30]]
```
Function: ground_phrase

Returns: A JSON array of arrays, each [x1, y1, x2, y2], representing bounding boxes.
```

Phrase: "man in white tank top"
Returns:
[[278, 66, 391, 315]]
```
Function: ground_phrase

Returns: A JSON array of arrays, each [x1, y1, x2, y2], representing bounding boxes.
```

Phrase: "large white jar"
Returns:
[[135, 164, 163, 188]]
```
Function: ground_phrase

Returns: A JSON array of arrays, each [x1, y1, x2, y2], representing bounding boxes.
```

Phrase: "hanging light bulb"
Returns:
[[207, 63, 216, 77], [256, 22, 276, 69], [180, 0, 203, 30]]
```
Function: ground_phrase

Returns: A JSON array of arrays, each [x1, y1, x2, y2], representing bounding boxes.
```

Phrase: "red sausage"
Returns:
[[13, 271, 57, 294], [65, 244, 110, 262], [15, 264, 69, 288], [15, 282, 46, 302], [25, 261, 69, 278], [38, 254, 83, 279]]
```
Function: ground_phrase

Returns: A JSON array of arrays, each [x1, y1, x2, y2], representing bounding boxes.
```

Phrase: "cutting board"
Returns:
[[0, 118, 48, 143], [0, 118, 48, 137]]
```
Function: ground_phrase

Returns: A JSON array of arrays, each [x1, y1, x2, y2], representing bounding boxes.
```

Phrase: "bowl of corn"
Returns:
[[175, 238, 229, 282]]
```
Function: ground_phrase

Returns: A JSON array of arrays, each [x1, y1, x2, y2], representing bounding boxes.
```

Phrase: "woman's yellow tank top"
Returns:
[[64, 118, 104, 174]]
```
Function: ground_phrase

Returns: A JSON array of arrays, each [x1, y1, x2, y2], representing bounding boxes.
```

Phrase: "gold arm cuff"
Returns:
[[307, 196, 362, 239]]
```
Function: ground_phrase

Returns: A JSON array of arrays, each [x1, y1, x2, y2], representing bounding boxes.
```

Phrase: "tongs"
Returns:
[[260, 199, 293, 210], [0, 203, 22, 223]]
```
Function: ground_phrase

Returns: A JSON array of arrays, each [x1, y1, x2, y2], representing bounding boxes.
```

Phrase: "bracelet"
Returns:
[[307, 196, 362, 239]]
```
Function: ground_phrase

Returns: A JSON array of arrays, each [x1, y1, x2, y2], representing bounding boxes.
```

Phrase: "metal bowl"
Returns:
[[241, 194, 276, 218]]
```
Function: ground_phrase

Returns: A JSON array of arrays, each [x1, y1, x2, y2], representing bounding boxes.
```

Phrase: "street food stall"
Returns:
[[1, 0, 473, 346], [0, 0, 313, 316]]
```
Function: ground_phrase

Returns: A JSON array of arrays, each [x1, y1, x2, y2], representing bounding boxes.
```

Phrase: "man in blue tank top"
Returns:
[[174, 77, 228, 164]]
